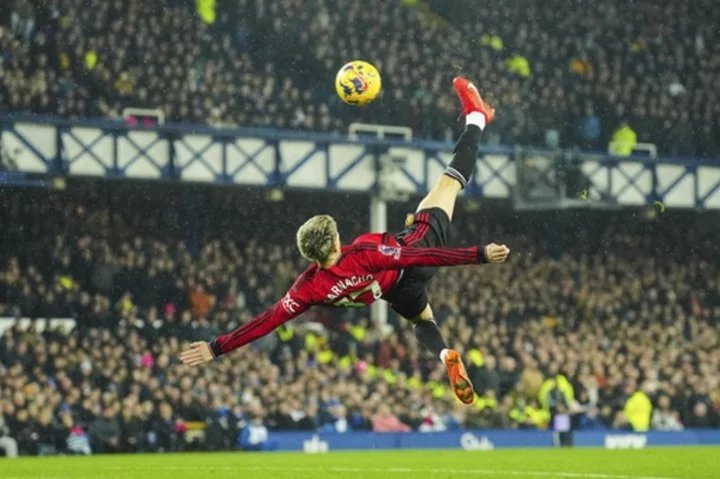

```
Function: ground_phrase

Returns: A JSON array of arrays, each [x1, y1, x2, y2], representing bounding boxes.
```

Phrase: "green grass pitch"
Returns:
[[3, 448, 719, 479]]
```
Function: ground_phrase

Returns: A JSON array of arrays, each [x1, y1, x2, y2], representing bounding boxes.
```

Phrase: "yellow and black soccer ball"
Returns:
[[335, 61, 382, 106]]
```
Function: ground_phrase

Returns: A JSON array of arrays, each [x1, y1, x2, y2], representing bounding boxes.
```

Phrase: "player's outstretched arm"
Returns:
[[360, 242, 510, 271], [179, 294, 309, 366]]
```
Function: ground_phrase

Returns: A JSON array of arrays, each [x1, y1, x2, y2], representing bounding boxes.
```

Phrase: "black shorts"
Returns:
[[383, 207, 454, 319]]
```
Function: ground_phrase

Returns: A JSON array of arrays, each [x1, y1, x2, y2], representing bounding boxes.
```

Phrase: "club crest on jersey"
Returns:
[[405, 214, 415, 227], [378, 244, 401, 259]]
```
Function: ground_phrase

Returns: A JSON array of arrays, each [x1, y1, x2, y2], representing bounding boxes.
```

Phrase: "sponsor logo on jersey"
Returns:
[[281, 293, 300, 314], [378, 244, 401, 259]]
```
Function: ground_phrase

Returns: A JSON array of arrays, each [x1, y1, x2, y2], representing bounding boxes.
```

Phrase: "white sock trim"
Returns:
[[466, 111, 486, 130], [439, 348, 451, 362], [444, 166, 467, 187], [413, 319, 438, 328]]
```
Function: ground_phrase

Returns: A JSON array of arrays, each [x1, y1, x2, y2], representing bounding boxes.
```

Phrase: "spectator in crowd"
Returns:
[[651, 395, 684, 431], [10, 0, 35, 39], [372, 405, 411, 433], [238, 415, 275, 451], [623, 382, 654, 432], [320, 403, 351, 434], [686, 403, 718, 430], [66, 426, 92, 455], [89, 407, 121, 454], [578, 106, 602, 150], [610, 121, 638, 156], [0, 412, 19, 458]]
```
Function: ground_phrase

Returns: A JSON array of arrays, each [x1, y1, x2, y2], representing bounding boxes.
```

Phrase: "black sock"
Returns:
[[444, 125, 482, 188], [413, 319, 448, 357]]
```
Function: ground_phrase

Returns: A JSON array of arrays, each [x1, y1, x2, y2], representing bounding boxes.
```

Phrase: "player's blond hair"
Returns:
[[296, 215, 339, 263]]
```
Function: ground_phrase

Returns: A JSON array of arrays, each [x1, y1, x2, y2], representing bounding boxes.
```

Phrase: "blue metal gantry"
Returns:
[[1, 115, 719, 210]]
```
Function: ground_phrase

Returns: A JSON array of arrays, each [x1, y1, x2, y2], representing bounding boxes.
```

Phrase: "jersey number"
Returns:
[[332, 281, 382, 308]]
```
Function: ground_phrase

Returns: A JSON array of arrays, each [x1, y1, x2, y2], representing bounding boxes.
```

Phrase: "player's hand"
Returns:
[[179, 341, 214, 366], [484, 243, 510, 263]]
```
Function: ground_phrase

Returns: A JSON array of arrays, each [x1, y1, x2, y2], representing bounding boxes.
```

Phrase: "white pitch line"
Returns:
[[97, 463, 686, 479], [235, 465, 685, 479]]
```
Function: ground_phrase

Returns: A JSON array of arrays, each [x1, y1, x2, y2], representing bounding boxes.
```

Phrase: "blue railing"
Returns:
[[2, 114, 720, 209]]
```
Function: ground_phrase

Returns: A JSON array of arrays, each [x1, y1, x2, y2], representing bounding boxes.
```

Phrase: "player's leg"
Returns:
[[388, 78, 494, 404], [415, 77, 495, 222], [387, 282, 475, 405], [407, 304, 475, 405]]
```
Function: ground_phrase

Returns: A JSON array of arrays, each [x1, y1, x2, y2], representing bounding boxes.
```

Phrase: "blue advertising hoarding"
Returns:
[[265, 430, 720, 453]]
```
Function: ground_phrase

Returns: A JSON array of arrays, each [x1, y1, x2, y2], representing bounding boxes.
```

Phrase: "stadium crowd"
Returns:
[[1, 0, 720, 157], [0, 186, 719, 456]]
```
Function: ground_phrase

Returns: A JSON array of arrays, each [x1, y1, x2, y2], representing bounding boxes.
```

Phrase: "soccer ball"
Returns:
[[335, 61, 382, 106]]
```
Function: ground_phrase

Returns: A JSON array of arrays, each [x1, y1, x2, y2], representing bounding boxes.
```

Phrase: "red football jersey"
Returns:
[[210, 233, 485, 356]]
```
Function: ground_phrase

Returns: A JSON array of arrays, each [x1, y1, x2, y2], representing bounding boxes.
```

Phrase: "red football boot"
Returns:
[[452, 77, 496, 125], [443, 349, 475, 405]]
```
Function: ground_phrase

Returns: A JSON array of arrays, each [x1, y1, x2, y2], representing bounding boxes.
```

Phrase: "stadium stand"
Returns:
[[0, 185, 718, 454], [1, 0, 719, 156]]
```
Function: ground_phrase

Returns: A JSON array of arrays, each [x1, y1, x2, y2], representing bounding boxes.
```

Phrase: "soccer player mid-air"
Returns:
[[180, 77, 510, 404]]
